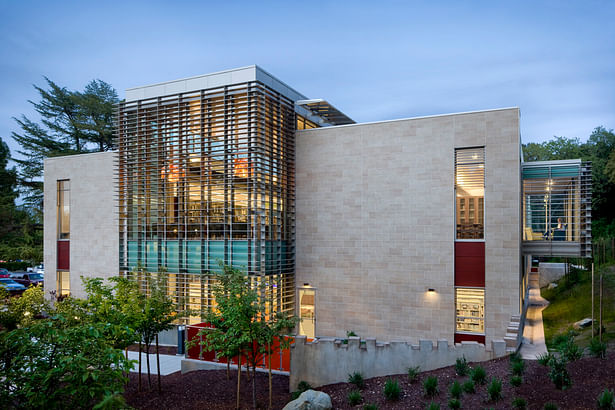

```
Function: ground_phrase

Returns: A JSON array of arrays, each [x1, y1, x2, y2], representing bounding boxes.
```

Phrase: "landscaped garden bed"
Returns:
[[124, 351, 615, 409]]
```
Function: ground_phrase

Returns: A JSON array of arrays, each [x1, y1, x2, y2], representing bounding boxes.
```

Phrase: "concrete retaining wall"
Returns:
[[290, 336, 507, 390], [538, 263, 566, 288]]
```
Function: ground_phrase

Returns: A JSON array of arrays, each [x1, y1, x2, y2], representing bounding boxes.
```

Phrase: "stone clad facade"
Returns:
[[44, 151, 118, 299], [295, 108, 520, 346]]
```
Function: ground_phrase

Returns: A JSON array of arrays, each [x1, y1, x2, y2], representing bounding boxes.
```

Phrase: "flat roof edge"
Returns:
[[125, 65, 258, 92], [297, 107, 520, 131], [522, 159, 582, 166], [44, 151, 117, 162]]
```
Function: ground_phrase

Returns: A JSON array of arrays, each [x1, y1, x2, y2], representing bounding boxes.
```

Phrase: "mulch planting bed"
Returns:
[[125, 351, 615, 409], [124, 370, 292, 410]]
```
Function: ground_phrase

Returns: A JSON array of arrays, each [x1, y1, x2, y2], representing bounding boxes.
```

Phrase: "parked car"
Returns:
[[0, 268, 12, 278], [0, 278, 26, 294], [27, 264, 44, 275], [12, 273, 44, 288]]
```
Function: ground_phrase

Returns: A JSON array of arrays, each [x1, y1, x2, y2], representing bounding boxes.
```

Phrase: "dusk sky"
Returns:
[[1, 1, 614, 158]]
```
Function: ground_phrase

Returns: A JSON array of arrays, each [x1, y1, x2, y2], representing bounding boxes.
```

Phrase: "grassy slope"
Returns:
[[541, 264, 615, 348]]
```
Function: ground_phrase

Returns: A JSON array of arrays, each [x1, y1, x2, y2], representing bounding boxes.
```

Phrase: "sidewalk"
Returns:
[[127, 350, 183, 375], [519, 270, 549, 359]]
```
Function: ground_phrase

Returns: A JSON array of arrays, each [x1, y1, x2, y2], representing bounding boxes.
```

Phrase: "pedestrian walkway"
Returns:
[[520, 269, 550, 359], [127, 350, 184, 375]]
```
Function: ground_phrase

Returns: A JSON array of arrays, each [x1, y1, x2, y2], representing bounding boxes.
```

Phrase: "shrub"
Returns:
[[510, 375, 523, 387], [511, 359, 525, 376], [448, 398, 461, 409], [423, 376, 439, 398], [597, 389, 615, 409], [560, 338, 583, 361], [455, 356, 469, 376], [537, 352, 554, 366], [291, 380, 313, 399], [348, 371, 365, 389], [512, 397, 527, 409], [547, 355, 571, 390], [297, 381, 312, 392], [543, 403, 558, 410], [348, 390, 362, 405], [426, 403, 441, 410], [408, 365, 420, 383], [589, 338, 607, 359], [509, 351, 522, 363], [384, 378, 401, 401], [487, 378, 502, 402], [363, 404, 378, 410], [449, 380, 462, 399], [461, 380, 475, 394], [470, 366, 487, 385]]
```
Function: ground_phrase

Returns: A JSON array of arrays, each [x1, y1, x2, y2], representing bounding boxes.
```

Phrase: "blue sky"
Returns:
[[1, 0, 614, 158]]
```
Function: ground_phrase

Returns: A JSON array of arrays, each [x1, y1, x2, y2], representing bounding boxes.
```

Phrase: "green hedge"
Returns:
[[0, 262, 31, 272]]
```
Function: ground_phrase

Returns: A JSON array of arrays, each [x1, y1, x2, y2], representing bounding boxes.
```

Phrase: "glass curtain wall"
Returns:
[[117, 82, 296, 323]]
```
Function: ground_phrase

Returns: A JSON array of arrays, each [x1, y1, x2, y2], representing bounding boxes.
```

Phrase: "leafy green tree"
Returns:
[[10, 77, 118, 208], [0, 282, 134, 409], [0, 138, 42, 263], [0, 317, 133, 409], [197, 265, 298, 409]]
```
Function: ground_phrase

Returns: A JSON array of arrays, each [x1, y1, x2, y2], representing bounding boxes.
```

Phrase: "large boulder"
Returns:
[[282, 390, 332, 410]]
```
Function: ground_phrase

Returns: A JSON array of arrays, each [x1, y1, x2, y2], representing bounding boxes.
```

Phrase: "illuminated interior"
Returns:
[[455, 288, 485, 334], [455, 148, 484, 239], [118, 82, 298, 323]]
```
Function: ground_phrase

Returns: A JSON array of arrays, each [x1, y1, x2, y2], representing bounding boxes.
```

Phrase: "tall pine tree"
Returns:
[[11, 77, 118, 208]]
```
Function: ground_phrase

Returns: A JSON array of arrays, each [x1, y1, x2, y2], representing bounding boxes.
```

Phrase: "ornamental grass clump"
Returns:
[[455, 356, 469, 376], [447, 398, 461, 409], [510, 375, 523, 387], [543, 403, 558, 410], [511, 359, 525, 376], [487, 378, 502, 402], [547, 355, 571, 390], [407, 365, 420, 383], [423, 376, 439, 398], [363, 404, 378, 410], [470, 365, 487, 385], [512, 397, 528, 409], [426, 402, 441, 410], [597, 388, 615, 409], [461, 380, 475, 394], [348, 371, 365, 389], [589, 338, 607, 359], [384, 378, 401, 401], [449, 380, 462, 399], [537, 352, 554, 366], [347, 390, 362, 406]]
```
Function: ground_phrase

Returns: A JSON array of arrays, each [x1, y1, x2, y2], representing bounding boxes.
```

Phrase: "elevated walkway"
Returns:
[[519, 268, 549, 359]]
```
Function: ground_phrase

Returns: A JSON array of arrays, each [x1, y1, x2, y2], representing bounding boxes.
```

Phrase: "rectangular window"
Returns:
[[455, 148, 484, 239], [298, 288, 315, 338], [57, 180, 70, 239], [57, 271, 70, 297], [455, 288, 485, 334]]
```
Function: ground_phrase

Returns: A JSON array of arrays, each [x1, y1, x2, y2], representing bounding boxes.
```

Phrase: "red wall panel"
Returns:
[[57, 241, 70, 270], [455, 242, 485, 287], [454, 333, 486, 344]]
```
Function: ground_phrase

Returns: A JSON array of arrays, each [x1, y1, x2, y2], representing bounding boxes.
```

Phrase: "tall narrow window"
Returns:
[[57, 180, 70, 239], [455, 288, 485, 334], [455, 148, 484, 239], [57, 271, 70, 297], [298, 287, 315, 338]]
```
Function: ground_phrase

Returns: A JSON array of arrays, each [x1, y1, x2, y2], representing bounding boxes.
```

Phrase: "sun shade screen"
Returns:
[[455, 148, 485, 239]]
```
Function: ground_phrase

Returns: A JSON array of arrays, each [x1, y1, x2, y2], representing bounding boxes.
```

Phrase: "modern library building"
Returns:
[[43, 65, 592, 347]]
